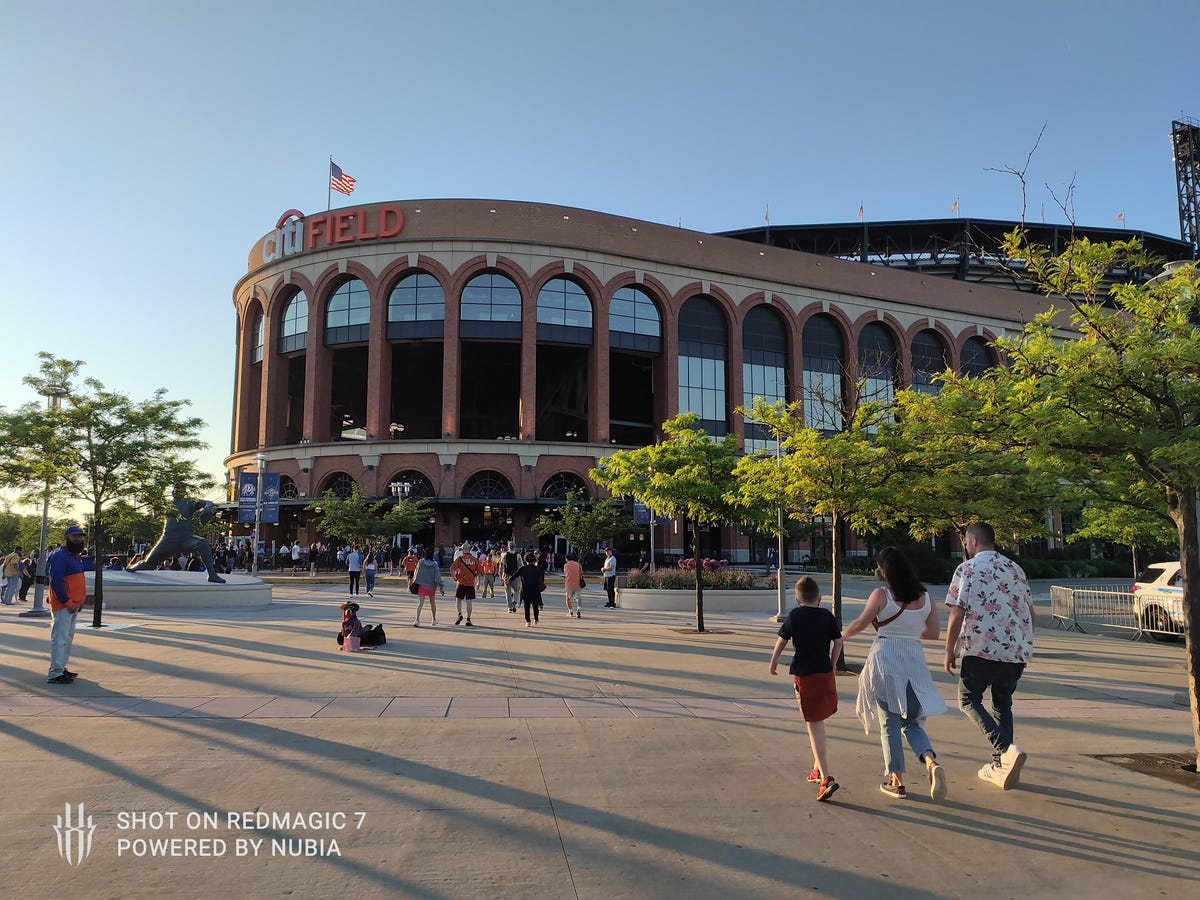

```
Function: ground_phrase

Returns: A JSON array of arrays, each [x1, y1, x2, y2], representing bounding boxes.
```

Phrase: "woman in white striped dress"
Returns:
[[843, 546, 948, 801]]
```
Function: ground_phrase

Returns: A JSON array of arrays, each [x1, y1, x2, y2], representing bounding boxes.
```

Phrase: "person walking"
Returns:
[[364, 549, 377, 597], [515, 551, 544, 626], [601, 547, 617, 607], [2, 546, 22, 604], [449, 543, 479, 626], [46, 525, 88, 684], [843, 546, 948, 801], [563, 551, 584, 618], [479, 551, 496, 598], [346, 545, 364, 596], [412, 547, 444, 627], [402, 547, 420, 586], [290, 540, 302, 574], [944, 521, 1034, 790], [500, 542, 522, 613], [768, 576, 843, 802], [18, 550, 37, 602]]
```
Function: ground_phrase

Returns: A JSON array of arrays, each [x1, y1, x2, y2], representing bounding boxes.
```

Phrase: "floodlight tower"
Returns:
[[1172, 118, 1200, 260]]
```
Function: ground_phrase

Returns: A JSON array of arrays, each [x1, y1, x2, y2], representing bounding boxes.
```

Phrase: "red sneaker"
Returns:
[[816, 776, 839, 802], [807, 768, 822, 783]]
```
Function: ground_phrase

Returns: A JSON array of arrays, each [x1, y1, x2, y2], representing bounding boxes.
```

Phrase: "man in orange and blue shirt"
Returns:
[[47, 524, 88, 684]]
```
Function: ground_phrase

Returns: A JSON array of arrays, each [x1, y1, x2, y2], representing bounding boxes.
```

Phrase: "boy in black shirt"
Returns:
[[769, 576, 843, 801]]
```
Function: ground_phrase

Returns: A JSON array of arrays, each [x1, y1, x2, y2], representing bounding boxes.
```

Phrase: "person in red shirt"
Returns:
[[449, 544, 480, 627], [47, 524, 88, 684]]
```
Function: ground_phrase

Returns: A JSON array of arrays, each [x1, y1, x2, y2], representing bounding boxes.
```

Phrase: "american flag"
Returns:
[[330, 161, 356, 196]]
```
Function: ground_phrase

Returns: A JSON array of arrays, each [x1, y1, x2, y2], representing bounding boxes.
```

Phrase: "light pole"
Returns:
[[251, 453, 267, 576], [22, 385, 68, 619], [772, 436, 788, 623]]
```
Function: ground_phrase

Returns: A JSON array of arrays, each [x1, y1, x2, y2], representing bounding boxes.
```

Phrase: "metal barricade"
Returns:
[[1049, 583, 1142, 639]]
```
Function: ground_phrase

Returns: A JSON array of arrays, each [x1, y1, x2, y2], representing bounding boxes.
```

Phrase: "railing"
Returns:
[[1050, 583, 1186, 641]]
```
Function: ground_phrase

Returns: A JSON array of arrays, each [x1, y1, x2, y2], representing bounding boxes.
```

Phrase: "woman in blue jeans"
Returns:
[[843, 547, 949, 800]]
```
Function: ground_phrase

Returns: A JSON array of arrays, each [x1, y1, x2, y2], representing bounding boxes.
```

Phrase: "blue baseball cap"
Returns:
[[64, 525, 85, 536]]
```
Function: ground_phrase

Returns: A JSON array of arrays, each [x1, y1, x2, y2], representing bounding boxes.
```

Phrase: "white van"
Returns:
[[1132, 562, 1185, 642]]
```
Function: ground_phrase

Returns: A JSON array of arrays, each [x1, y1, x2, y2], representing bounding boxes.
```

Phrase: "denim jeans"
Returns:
[[48, 607, 79, 678], [958, 655, 1025, 763], [876, 684, 934, 776], [364, 569, 376, 593]]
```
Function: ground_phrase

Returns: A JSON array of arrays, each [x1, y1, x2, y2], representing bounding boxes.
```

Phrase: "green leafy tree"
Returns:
[[734, 398, 897, 649], [307, 486, 430, 547], [591, 414, 750, 632], [99, 500, 166, 555], [0, 354, 215, 627], [947, 232, 1200, 762], [530, 492, 633, 565]]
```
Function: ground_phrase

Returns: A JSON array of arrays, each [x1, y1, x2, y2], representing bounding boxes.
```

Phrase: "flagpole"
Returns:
[[327, 155, 332, 211]]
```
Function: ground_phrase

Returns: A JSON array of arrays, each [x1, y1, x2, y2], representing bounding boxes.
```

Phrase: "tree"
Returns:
[[591, 414, 749, 632], [307, 486, 431, 547], [0, 353, 215, 627], [734, 398, 898, 653], [945, 232, 1200, 765], [530, 492, 632, 565]]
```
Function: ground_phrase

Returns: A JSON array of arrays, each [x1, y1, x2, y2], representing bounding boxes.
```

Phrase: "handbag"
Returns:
[[539, 573, 547, 593], [579, 577, 587, 588], [409, 581, 420, 595]]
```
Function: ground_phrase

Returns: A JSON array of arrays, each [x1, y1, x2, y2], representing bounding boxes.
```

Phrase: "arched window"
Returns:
[[802, 315, 844, 431], [279, 475, 300, 500], [325, 278, 370, 345], [461, 272, 521, 340], [743, 305, 788, 453], [540, 472, 590, 500], [385, 470, 436, 499], [609, 285, 662, 353], [249, 312, 264, 364], [536, 278, 592, 344], [321, 472, 357, 499], [387, 272, 445, 340], [858, 323, 898, 412], [462, 470, 515, 499], [678, 296, 728, 436], [911, 330, 949, 395], [279, 291, 308, 354], [961, 336, 995, 378]]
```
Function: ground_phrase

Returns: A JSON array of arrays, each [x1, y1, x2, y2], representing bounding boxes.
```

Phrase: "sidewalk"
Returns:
[[1, 580, 1195, 899]]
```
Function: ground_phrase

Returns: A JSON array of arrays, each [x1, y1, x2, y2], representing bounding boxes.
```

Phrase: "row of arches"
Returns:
[[287, 469, 590, 502], [234, 256, 1001, 453]]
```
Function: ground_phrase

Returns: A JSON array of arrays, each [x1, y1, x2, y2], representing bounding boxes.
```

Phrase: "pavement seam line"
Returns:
[[525, 717, 581, 899]]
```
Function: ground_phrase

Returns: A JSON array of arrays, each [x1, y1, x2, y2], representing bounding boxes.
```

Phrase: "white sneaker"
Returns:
[[431, 618, 439, 626], [928, 763, 948, 800], [977, 761, 1006, 788], [999, 744, 1027, 789]]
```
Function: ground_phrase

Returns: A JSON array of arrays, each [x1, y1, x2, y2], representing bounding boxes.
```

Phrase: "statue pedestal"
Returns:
[[85, 571, 272, 610]]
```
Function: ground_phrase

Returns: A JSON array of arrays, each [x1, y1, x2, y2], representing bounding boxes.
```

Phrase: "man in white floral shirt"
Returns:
[[944, 522, 1034, 790]]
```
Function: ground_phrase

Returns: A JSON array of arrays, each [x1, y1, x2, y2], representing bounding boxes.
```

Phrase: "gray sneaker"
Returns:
[[977, 761, 1006, 788]]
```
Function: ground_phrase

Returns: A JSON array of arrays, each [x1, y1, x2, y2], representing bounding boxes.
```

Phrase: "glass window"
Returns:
[[911, 330, 948, 394], [462, 470, 515, 499], [678, 295, 728, 436], [858, 323, 898, 412], [961, 337, 995, 378], [537, 278, 592, 328], [279, 291, 308, 354], [743, 306, 788, 453], [325, 278, 370, 345], [802, 315, 844, 431], [388, 272, 445, 322], [249, 312, 264, 364], [609, 286, 661, 336], [461, 273, 521, 322]]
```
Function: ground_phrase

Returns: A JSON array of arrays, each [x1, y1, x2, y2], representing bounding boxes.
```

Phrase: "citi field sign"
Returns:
[[260, 204, 405, 264]]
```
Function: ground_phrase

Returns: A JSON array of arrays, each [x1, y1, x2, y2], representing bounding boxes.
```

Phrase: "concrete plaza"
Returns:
[[1, 574, 1195, 899]]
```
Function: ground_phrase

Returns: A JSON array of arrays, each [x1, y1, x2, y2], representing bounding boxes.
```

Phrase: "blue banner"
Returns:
[[238, 472, 281, 524]]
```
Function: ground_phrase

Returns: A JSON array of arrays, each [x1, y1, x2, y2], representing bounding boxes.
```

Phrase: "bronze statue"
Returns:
[[127, 495, 226, 583]]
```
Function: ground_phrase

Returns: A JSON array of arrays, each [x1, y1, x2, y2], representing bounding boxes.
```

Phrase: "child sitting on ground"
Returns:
[[768, 576, 844, 802], [340, 601, 363, 651]]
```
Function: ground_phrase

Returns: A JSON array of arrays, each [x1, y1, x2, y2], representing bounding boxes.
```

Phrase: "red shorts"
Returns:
[[417, 585, 437, 600], [793, 671, 838, 722]]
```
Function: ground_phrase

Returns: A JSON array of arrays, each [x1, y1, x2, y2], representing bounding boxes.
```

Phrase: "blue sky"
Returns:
[[1, 0, 1195, 505]]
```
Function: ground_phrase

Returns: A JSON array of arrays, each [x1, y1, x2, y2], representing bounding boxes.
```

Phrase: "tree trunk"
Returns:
[[1178, 486, 1200, 768], [91, 502, 105, 629], [693, 517, 706, 633]]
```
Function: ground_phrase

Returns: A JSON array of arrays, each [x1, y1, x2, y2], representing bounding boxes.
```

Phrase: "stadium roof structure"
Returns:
[[719, 217, 1194, 293]]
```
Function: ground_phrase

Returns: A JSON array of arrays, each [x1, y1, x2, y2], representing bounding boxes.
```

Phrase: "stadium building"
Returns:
[[226, 199, 1190, 562]]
